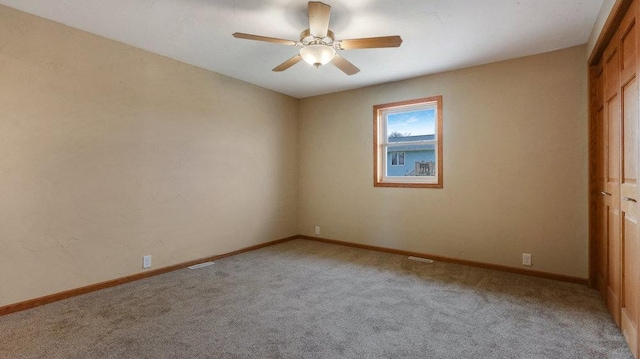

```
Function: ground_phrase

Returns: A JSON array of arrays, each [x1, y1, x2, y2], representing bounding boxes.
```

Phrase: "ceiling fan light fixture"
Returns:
[[233, 2, 401, 75], [300, 44, 336, 68]]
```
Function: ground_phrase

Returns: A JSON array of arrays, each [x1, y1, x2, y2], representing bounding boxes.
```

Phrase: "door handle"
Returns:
[[601, 191, 612, 196], [623, 197, 637, 202]]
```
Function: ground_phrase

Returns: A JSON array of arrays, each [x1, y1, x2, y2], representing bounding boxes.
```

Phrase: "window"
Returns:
[[391, 152, 405, 166], [374, 96, 443, 188]]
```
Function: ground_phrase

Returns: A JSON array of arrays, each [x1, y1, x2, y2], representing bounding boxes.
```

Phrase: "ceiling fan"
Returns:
[[232, 1, 403, 75]]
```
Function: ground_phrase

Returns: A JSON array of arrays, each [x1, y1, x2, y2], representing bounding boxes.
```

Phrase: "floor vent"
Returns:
[[188, 261, 215, 270], [408, 256, 434, 264]]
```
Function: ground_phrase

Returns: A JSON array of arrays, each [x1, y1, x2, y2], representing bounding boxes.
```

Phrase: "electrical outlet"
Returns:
[[315, 226, 320, 235], [143, 255, 152, 269], [522, 253, 532, 266]]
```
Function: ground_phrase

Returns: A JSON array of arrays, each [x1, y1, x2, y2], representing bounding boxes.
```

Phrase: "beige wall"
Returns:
[[299, 45, 588, 278], [0, 3, 591, 307], [0, 6, 299, 307]]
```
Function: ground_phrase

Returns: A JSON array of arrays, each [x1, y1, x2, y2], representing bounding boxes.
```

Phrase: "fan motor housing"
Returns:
[[300, 29, 335, 46]]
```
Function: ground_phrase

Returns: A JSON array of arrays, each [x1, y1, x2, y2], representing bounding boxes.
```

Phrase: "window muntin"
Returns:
[[374, 96, 443, 188]]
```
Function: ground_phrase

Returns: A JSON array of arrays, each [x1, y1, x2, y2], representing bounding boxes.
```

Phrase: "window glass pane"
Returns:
[[386, 144, 435, 177], [387, 109, 435, 142]]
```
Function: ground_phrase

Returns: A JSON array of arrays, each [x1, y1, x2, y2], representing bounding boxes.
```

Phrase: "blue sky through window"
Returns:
[[387, 109, 435, 137]]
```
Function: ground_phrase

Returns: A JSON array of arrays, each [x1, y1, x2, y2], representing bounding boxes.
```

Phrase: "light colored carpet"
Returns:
[[0, 239, 633, 358]]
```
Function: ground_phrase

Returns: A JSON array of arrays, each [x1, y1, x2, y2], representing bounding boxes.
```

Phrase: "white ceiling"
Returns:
[[0, 0, 603, 98]]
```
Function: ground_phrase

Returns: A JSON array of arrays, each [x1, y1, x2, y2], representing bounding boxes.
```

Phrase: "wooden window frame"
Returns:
[[373, 96, 443, 188]]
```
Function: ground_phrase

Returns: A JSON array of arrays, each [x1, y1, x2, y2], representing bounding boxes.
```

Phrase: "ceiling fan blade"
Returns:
[[232, 32, 297, 46], [308, 2, 331, 38], [331, 54, 360, 75], [337, 36, 403, 50], [273, 55, 303, 72]]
